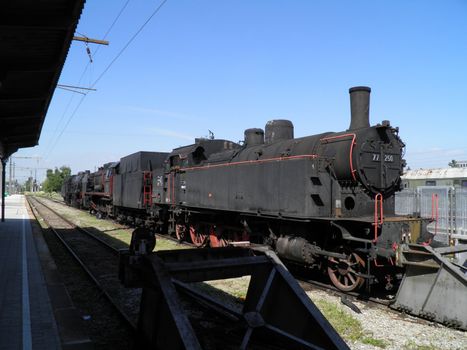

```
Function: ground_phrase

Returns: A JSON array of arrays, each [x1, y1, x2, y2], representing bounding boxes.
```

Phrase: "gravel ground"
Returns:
[[306, 289, 466, 350]]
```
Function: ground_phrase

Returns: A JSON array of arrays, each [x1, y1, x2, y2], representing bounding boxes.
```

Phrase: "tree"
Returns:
[[42, 166, 71, 193], [448, 160, 458, 168]]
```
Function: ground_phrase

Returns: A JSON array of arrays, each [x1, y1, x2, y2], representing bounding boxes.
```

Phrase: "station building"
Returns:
[[401, 167, 467, 189]]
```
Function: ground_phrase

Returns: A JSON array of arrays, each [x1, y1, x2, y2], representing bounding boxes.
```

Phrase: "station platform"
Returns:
[[0, 195, 91, 350]]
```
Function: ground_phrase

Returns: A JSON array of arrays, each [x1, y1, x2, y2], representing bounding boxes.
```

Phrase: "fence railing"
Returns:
[[395, 186, 467, 243]]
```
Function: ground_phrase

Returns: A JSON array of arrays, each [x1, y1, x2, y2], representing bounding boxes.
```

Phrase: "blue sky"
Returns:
[[13, 0, 467, 182]]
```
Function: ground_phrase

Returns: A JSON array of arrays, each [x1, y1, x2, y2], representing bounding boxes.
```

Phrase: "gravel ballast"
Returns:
[[307, 289, 466, 350]]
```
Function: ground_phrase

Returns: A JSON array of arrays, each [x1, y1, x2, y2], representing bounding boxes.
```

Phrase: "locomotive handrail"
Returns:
[[319, 133, 357, 181], [373, 193, 383, 242]]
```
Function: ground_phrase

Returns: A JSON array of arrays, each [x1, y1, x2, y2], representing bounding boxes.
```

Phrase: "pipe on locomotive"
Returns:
[[348, 86, 371, 130]]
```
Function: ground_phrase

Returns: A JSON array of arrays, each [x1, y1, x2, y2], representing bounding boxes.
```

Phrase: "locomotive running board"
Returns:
[[119, 246, 349, 350], [392, 243, 467, 330]]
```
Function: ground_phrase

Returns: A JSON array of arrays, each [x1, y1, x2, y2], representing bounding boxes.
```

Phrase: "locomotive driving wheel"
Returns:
[[327, 251, 366, 292], [189, 224, 208, 247], [209, 226, 228, 247]]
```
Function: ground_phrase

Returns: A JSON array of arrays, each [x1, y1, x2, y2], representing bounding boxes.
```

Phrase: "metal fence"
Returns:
[[395, 186, 467, 242], [455, 188, 467, 237], [394, 188, 418, 216]]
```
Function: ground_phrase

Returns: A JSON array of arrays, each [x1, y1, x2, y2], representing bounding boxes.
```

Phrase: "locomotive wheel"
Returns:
[[189, 224, 208, 247], [209, 226, 228, 247], [327, 252, 366, 292], [175, 224, 187, 241]]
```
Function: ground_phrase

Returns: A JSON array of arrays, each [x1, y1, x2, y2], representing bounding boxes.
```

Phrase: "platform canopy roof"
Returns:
[[0, 0, 86, 160]]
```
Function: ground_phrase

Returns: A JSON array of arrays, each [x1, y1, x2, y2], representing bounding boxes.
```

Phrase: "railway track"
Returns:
[[27, 196, 139, 330], [298, 275, 392, 307], [52, 195, 196, 248], [30, 196, 456, 331], [29, 197, 400, 311]]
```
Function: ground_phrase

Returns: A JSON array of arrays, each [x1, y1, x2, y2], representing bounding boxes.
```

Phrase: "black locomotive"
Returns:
[[62, 87, 429, 292]]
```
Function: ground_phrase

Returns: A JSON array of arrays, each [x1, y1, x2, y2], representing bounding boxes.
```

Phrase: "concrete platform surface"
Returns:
[[0, 195, 62, 350]]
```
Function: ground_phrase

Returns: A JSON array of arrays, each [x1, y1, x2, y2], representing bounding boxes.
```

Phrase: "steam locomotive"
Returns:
[[62, 87, 430, 292]]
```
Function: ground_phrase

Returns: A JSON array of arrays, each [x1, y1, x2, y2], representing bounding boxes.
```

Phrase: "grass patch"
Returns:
[[313, 298, 387, 348], [155, 237, 191, 251], [188, 276, 251, 314], [362, 337, 388, 348], [403, 340, 438, 350], [206, 276, 250, 300], [30, 191, 63, 202]]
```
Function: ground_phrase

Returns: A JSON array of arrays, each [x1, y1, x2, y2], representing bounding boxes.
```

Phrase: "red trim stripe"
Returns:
[[179, 154, 319, 172]]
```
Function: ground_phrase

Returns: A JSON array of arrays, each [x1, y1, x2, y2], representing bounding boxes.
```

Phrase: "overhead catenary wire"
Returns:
[[44, 0, 169, 160], [90, 0, 168, 89], [42, 67, 89, 157], [57, 86, 87, 95], [43, 0, 133, 159]]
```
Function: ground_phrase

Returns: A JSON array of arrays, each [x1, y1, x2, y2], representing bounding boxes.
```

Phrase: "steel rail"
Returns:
[[47, 196, 198, 249], [298, 277, 392, 307], [32, 196, 120, 255], [26, 196, 136, 331]]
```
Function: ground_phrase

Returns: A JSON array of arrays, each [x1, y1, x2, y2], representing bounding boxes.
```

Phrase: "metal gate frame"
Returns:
[[119, 246, 350, 350]]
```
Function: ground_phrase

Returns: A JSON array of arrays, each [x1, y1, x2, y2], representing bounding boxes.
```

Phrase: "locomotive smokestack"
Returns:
[[348, 86, 371, 130]]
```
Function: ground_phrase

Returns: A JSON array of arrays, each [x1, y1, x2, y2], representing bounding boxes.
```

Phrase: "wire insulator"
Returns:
[[86, 46, 93, 63]]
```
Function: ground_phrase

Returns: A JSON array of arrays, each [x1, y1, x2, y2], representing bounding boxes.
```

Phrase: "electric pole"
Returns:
[[9, 156, 42, 193], [8, 157, 13, 195]]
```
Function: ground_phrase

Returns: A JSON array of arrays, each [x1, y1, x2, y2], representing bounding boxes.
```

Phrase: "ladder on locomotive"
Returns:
[[143, 171, 153, 207]]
